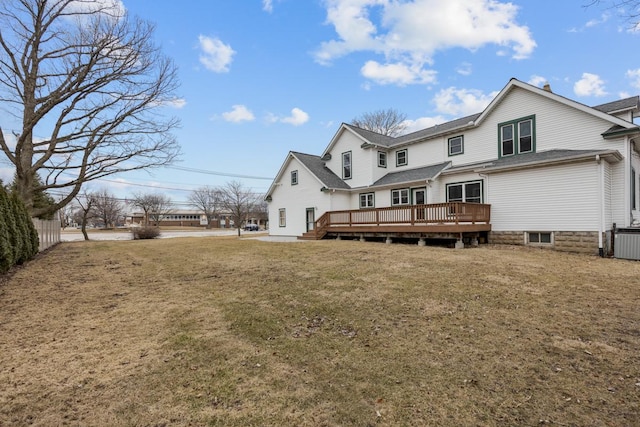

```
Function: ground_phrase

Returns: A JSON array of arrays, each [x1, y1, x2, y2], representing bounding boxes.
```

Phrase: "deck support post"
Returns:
[[360, 235, 366, 242], [455, 238, 464, 249], [418, 238, 426, 246], [470, 237, 478, 247], [385, 237, 393, 244], [336, 235, 341, 240]]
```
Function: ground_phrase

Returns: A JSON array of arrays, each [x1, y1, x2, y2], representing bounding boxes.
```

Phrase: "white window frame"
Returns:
[[378, 151, 387, 168], [448, 135, 464, 156], [391, 188, 410, 206], [500, 124, 515, 157], [527, 231, 553, 246], [396, 149, 408, 167], [291, 170, 298, 185], [342, 151, 352, 180], [359, 192, 375, 208], [278, 208, 286, 227]]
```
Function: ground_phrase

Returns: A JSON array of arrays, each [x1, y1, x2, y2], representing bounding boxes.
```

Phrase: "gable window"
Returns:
[[446, 181, 483, 204], [342, 151, 352, 180], [391, 188, 410, 206], [499, 115, 535, 157], [278, 208, 286, 227], [528, 231, 553, 245], [396, 149, 408, 167], [448, 135, 464, 156], [378, 151, 387, 168], [291, 170, 298, 185], [359, 192, 375, 208]]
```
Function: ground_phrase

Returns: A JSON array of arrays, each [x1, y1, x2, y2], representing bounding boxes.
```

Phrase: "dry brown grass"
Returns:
[[0, 238, 639, 426]]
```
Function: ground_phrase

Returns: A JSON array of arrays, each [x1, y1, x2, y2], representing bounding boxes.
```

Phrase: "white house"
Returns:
[[265, 79, 640, 254]]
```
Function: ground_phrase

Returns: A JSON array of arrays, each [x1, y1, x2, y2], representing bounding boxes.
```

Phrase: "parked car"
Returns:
[[244, 223, 259, 231]]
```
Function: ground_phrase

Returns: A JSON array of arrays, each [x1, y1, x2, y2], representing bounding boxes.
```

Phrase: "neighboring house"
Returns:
[[129, 210, 211, 227], [265, 78, 640, 254]]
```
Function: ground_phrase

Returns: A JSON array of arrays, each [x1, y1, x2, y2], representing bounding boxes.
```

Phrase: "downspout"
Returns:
[[596, 154, 605, 257]]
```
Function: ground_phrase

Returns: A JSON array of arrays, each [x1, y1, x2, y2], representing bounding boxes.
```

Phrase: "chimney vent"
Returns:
[[543, 82, 552, 92]]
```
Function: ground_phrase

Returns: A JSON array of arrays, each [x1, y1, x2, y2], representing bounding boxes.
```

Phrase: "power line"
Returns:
[[167, 165, 274, 180]]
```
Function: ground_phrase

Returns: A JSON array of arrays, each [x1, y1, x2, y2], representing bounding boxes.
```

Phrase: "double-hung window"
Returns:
[[378, 151, 387, 168], [291, 170, 298, 185], [396, 149, 408, 167], [499, 115, 535, 157], [391, 188, 410, 206], [448, 135, 464, 156], [342, 151, 352, 179], [278, 208, 286, 227], [359, 193, 375, 208], [446, 181, 483, 204]]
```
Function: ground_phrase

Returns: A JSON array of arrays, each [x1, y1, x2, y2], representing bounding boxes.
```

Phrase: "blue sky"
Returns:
[[2, 0, 640, 207]]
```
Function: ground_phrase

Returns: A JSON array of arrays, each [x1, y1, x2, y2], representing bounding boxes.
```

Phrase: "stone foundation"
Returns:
[[489, 231, 602, 255]]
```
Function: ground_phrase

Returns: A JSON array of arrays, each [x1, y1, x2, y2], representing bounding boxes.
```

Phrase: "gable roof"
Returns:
[[372, 161, 451, 187], [292, 152, 351, 190], [332, 79, 639, 154]]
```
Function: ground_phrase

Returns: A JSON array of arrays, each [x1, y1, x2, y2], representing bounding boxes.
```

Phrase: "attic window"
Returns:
[[448, 136, 464, 156], [499, 115, 535, 157], [342, 151, 352, 180], [291, 170, 298, 185]]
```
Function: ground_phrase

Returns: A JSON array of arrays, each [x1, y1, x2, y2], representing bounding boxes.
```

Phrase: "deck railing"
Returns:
[[313, 203, 490, 238]]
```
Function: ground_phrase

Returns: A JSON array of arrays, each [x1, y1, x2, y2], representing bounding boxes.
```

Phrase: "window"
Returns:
[[360, 192, 375, 208], [342, 151, 352, 179], [278, 208, 286, 227], [448, 136, 464, 156], [499, 115, 535, 157], [391, 188, 410, 206], [396, 149, 408, 167], [528, 232, 553, 245], [291, 170, 298, 185], [378, 151, 387, 168], [446, 181, 483, 203]]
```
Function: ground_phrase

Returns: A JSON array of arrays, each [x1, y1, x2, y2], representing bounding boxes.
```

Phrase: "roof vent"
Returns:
[[543, 82, 552, 93]]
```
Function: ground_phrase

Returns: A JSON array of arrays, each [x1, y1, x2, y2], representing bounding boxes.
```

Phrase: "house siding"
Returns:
[[488, 161, 600, 231]]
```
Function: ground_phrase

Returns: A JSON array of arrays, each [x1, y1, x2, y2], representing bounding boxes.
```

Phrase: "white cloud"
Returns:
[[433, 87, 497, 116], [574, 73, 608, 97], [528, 75, 547, 88], [456, 62, 472, 76], [626, 69, 640, 89], [159, 98, 186, 109], [402, 116, 448, 134], [198, 35, 235, 73], [222, 105, 255, 123], [263, 0, 273, 12], [65, 0, 125, 18], [269, 108, 310, 126], [360, 60, 437, 85], [315, 0, 536, 86]]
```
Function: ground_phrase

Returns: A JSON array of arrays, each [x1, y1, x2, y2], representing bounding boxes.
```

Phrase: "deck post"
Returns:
[[360, 234, 366, 242], [418, 238, 426, 246], [385, 237, 393, 244], [336, 235, 341, 240]]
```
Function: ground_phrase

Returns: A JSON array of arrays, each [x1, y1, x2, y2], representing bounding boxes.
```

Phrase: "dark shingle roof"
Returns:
[[592, 96, 639, 114], [343, 124, 395, 147], [292, 152, 351, 190], [449, 149, 615, 173], [373, 161, 451, 186]]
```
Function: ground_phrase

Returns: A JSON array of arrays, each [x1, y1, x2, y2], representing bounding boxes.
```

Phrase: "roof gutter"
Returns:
[[475, 150, 623, 174]]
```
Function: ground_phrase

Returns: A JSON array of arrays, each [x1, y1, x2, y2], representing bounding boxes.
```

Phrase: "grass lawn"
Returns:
[[0, 238, 639, 426]]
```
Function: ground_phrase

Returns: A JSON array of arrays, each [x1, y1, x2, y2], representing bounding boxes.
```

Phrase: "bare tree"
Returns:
[[188, 186, 221, 229], [351, 108, 408, 137], [92, 188, 123, 228], [586, 1, 640, 27], [131, 192, 172, 226], [0, 0, 181, 218], [219, 181, 258, 237], [74, 191, 96, 241]]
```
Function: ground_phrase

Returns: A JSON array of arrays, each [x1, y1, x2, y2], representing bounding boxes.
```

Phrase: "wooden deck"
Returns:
[[300, 203, 491, 241]]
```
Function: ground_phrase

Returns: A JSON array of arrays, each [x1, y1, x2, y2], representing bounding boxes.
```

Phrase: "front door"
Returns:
[[306, 208, 315, 232], [412, 188, 427, 221]]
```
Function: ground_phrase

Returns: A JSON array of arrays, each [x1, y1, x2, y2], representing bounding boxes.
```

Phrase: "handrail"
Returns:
[[314, 203, 490, 231]]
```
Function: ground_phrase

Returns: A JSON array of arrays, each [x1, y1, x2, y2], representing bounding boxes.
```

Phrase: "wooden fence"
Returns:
[[32, 219, 61, 251]]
